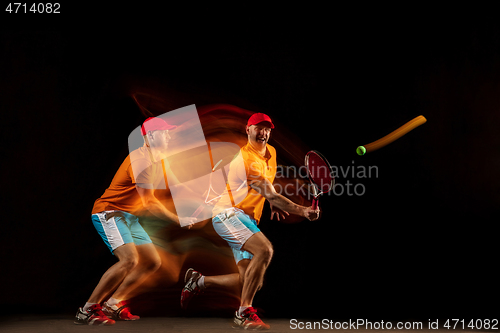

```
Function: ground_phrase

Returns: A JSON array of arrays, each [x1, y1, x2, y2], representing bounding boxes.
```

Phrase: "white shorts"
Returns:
[[91, 210, 152, 254], [212, 208, 260, 263]]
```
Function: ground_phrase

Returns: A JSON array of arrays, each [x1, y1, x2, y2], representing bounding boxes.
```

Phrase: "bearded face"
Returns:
[[147, 130, 171, 154], [247, 124, 271, 149]]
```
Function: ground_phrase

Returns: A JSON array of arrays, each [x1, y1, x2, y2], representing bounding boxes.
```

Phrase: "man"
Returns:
[[181, 113, 320, 330], [75, 117, 193, 326]]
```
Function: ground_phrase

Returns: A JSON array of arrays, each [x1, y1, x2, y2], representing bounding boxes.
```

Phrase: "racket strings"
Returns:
[[306, 151, 334, 197]]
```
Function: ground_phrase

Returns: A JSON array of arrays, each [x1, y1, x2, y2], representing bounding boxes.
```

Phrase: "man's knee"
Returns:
[[145, 256, 161, 273], [121, 255, 139, 272], [115, 244, 139, 271], [254, 242, 273, 264], [262, 244, 273, 263], [136, 244, 162, 273], [243, 232, 274, 264]]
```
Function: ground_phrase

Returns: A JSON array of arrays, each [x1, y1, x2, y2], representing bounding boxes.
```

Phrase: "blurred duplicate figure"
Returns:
[[181, 113, 320, 330], [75, 117, 193, 326]]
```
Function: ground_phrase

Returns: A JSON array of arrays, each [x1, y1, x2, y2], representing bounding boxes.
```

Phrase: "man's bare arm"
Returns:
[[249, 179, 319, 221], [136, 185, 180, 224]]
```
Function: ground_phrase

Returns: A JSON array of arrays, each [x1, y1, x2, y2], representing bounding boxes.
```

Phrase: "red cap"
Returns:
[[141, 117, 177, 135], [247, 113, 275, 129]]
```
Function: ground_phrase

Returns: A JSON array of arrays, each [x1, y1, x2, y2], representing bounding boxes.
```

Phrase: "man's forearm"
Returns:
[[267, 193, 306, 217]]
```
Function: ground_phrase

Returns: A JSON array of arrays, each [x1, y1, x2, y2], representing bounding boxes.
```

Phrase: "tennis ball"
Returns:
[[356, 146, 366, 156]]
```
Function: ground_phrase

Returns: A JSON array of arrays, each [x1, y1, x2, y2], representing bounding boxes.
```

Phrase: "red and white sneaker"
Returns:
[[74, 304, 115, 326], [180, 268, 204, 309], [234, 307, 270, 330], [102, 300, 140, 321]]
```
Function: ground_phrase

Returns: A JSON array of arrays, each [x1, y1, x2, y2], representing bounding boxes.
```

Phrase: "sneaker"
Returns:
[[180, 268, 204, 309], [234, 307, 270, 330], [102, 300, 140, 321], [74, 304, 115, 326]]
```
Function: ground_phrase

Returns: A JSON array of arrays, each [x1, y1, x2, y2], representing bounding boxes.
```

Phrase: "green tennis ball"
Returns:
[[356, 146, 366, 156]]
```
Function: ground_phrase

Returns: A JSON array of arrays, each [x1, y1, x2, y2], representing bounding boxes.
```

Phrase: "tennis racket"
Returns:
[[305, 150, 335, 210]]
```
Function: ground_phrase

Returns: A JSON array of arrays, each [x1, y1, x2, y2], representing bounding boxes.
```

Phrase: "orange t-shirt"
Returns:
[[214, 142, 277, 223], [92, 146, 166, 215]]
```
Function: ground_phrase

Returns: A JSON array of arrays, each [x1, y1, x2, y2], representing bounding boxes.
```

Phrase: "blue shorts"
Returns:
[[92, 210, 152, 254], [212, 208, 261, 264]]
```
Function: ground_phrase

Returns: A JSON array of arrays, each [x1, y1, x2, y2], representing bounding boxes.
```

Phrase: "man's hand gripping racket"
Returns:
[[305, 150, 334, 219]]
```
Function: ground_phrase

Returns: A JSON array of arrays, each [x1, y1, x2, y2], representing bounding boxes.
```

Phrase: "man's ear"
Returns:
[[246, 125, 250, 135]]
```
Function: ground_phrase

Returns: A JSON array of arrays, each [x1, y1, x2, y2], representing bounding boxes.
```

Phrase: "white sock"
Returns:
[[238, 306, 250, 316], [107, 297, 122, 306], [83, 302, 97, 312], [197, 275, 206, 290]]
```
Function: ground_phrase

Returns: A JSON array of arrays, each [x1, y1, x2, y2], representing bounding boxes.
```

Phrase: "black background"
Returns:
[[1, 4, 498, 322]]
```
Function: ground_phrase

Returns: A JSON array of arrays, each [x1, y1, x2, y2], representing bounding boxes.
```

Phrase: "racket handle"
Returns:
[[311, 198, 319, 210]]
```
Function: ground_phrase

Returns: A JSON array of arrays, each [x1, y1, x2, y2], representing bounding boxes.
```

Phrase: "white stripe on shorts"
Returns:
[[216, 209, 254, 250], [97, 211, 125, 251], [221, 215, 251, 245]]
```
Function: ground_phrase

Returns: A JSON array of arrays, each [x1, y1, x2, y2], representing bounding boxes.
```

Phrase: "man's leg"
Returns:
[[238, 232, 273, 307], [195, 246, 267, 309], [186, 217, 273, 307], [101, 243, 161, 321], [194, 259, 250, 294], [232, 234, 272, 330], [75, 243, 139, 325], [180, 258, 250, 309], [86, 243, 139, 304], [109, 242, 161, 300], [203, 273, 240, 291], [201, 258, 250, 291]]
